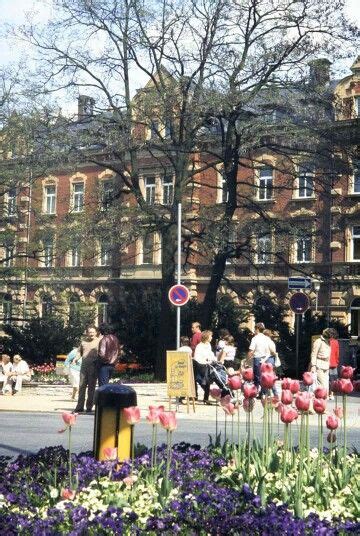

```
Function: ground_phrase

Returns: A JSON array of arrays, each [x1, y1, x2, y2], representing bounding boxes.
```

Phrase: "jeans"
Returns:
[[261, 356, 279, 396], [253, 357, 264, 387], [98, 364, 115, 387]]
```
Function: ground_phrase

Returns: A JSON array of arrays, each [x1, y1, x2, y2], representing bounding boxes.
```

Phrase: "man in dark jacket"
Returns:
[[97, 324, 122, 386]]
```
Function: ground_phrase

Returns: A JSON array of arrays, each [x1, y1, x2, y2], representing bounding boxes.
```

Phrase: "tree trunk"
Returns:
[[200, 252, 227, 329]]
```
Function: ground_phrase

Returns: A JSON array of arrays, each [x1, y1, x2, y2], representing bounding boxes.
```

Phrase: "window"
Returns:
[[3, 245, 14, 268], [162, 175, 174, 205], [298, 167, 314, 198], [258, 167, 273, 200], [355, 96, 360, 118], [72, 182, 84, 212], [145, 177, 156, 205], [296, 235, 312, 263], [43, 238, 54, 268], [44, 185, 56, 214], [164, 119, 171, 139], [97, 294, 109, 325], [69, 294, 80, 323], [353, 162, 360, 194], [150, 120, 159, 139], [6, 188, 17, 217], [99, 243, 111, 266], [257, 235, 271, 264], [143, 233, 154, 264], [221, 175, 229, 203], [101, 180, 113, 209], [352, 226, 360, 260], [41, 294, 53, 317], [2, 294, 12, 324], [69, 246, 81, 267]]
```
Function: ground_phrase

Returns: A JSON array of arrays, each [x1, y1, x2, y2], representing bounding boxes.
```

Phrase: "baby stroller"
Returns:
[[207, 362, 233, 399]]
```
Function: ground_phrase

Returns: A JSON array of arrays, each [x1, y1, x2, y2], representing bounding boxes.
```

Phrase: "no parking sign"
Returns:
[[168, 284, 190, 306]]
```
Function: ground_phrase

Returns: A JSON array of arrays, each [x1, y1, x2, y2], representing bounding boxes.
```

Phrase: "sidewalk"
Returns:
[[1, 383, 359, 427]]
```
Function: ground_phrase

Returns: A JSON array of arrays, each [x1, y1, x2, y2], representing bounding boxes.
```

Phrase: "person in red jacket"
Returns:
[[190, 322, 202, 355], [329, 328, 340, 400], [97, 324, 122, 386]]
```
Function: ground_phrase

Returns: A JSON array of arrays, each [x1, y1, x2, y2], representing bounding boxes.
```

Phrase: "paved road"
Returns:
[[1, 411, 359, 459]]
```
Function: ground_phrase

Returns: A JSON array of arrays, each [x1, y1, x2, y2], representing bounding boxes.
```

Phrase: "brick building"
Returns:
[[0, 57, 359, 334]]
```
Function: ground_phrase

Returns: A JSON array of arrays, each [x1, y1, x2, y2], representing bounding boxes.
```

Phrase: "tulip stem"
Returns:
[[237, 392, 241, 467], [215, 401, 218, 438], [282, 424, 288, 479], [343, 394, 347, 479], [151, 424, 156, 469], [68, 426, 72, 490]]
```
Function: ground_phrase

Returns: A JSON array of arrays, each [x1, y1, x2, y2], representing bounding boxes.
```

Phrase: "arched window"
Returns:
[[41, 294, 53, 317], [253, 296, 277, 325], [97, 294, 109, 325], [350, 297, 360, 336], [69, 294, 80, 323], [2, 294, 12, 324]]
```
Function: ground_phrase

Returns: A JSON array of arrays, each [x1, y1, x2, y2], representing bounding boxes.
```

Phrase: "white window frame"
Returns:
[[162, 175, 174, 205], [101, 180, 113, 209], [5, 188, 17, 217], [297, 167, 315, 199], [351, 225, 360, 261], [72, 182, 84, 212], [295, 235, 312, 263], [97, 295, 109, 325], [44, 184, 56, 214], [145, 177, 156, 205], [355, 96, 360, 118], [258, 167, 273, 201], [69, 246, 81, 267], [99, 243, 111, 266], [43, 239, 54, 268], [352, 162, 360, 194], [256, 234, 272, 264]]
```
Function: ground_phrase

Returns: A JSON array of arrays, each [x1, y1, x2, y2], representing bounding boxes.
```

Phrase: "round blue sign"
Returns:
[[168, 284, 190, 306], [289, 292, 309, 314]]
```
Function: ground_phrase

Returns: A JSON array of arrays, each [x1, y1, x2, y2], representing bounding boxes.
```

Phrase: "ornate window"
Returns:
[[297, 166, 314, 198], [145, 177, 156, 205], [44, 185, 56, 214]]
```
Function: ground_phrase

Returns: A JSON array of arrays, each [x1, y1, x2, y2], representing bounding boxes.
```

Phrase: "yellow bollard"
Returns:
[[93, 384, 137, 462]]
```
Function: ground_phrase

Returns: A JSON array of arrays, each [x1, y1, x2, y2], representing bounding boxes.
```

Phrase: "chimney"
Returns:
[[78, 95, 95, 120], [308, 58, 332, 87]]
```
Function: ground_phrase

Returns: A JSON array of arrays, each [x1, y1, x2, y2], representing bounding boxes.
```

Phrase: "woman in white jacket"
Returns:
[[194, 330, 216, 404]]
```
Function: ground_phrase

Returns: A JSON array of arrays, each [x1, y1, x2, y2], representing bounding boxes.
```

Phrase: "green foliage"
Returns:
[[0, 311, 93, 364]]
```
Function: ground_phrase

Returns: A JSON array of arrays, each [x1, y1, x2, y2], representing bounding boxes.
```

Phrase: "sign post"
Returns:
[[289, 292, 310, 378]]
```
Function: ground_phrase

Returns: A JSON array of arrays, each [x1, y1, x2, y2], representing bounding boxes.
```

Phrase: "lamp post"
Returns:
[[314, 280, 321, 313]]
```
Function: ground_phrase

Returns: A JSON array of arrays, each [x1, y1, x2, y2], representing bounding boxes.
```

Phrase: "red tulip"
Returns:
[[331, 379, 341, 394], [260, 371, 277, 389], [314, 387, 328, 399], [340, 366, 355, 379], [281, 377, 292, 390], [103, 447, 118, 460], [222, 402, 237, 416], [338, 378, 354, 394], [260, 362, 274, 373], [242, 368, 254, 382], [210, 387, 222, 400], [289, 380, 300, 394], [295, 392, 311, 412], [159, 411, 177, 431], [326, 415, 339, 430], [302, 372, 314, 386], [313, 398, 326, 414], [281, 389, 293, 405], [123, 406, 141, 425], [353, 380, 360, 392], [327, 432, 337, 443], [333, 407, 343, 419], [243, 398, 255, 413], [280, 406, 299, 423], [227, 376, 242, 390], [62, 412, 77, 426], [146, 406, 165, 425], [243, 383, 258, 399], [61, 488, 76, 500]]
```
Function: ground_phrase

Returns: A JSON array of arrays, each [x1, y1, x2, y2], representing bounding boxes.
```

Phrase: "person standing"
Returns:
[[6, 355, 31, 394], [97, 324, 122, 386], [65, 344, 82, 400], [247, 322, 273, 391], [328, 328, 339, 399], [0, 355, 13, 395], [310, 328, 331, 392], [217, 334, 237, 369], [194, 330, 216, 404], [74, 326, 100, 413], [190, 322, 202, 354]]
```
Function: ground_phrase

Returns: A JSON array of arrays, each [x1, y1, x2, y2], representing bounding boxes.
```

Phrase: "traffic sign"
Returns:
[[289, 292, 310, 314], [288, 277, 312, 290], [168, 284, 190, 307]]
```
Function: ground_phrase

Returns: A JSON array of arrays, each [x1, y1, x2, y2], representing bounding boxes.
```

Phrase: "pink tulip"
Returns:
[[333, 407, 343, 419], [314, 387, 328, 400], [289, 380, 300, 394], [338, 378, 354, 395], [220, 394, 231, 406], [281, 389, 293, 405], [123, 406, 141, 425], [281, 377, 292, 390], [280, 406, 298, 424], [243, 383, 258, 399], [295, 392, 311, 412], [62, 412, 77, 426], [61, 488, 76, 500], [146, 405, 165, 425], [227, 375, 242, 390], [243, 398, 255, 413], [222, 402, 237, 416], [123, 474, 138, 487], [326, 415, 339, 430], [103, 447, 117, 460], [260, 362, 274, 373], [210, 387, 222, 400], [159, 411, 177, 431], [331, 379, 341, 394], [260, 371, 277, 389], [340, 366, 355, 379], [242, 368, 254, 381], [302, 372, 314, 386], [327, 432, 337, 443], [313, 398, 326, 414], [271, 396, 280, 408]]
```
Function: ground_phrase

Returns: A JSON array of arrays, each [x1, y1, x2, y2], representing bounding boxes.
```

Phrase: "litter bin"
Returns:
[[93, 384, 137, 461], [55, 354, 67, 376]]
